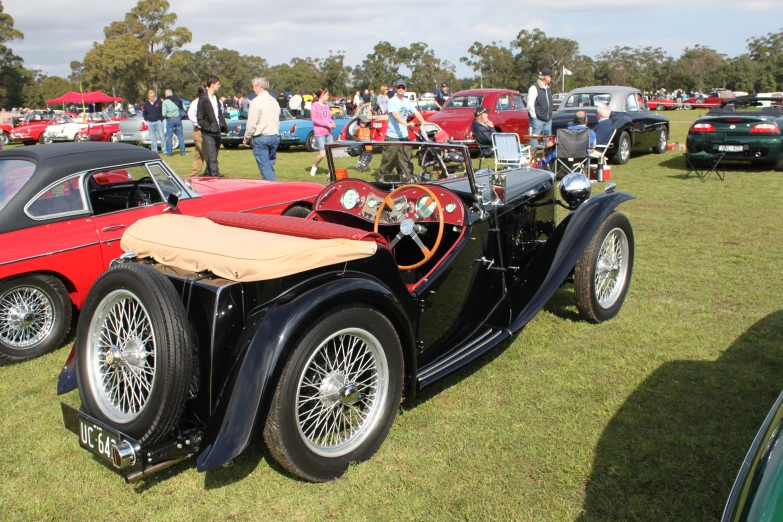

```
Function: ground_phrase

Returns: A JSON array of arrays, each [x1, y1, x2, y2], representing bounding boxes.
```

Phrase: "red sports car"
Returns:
[[9, 114, 77, 145], [427, 89, 529, 145], [0, 142, 323, 364]]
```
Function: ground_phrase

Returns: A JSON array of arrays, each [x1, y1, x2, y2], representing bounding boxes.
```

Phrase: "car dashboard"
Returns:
[[313, 179, 466, 227]]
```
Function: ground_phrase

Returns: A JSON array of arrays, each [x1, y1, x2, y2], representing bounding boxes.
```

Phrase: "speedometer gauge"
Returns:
[[416, 196, 437, 218], [341, 188, 359, 210], [445, 202, 456, 213]]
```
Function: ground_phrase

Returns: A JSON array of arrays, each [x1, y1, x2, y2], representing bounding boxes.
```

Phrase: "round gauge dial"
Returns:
[[367, 197, 377, 208], [416, 196, 437, 218], [445, 202, 456, 214], [394, 198, 406, 211], [341, 188, 359, 210]]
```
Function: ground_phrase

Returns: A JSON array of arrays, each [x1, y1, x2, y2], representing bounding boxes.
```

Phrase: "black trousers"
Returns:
[[202, 132, 221, 177]]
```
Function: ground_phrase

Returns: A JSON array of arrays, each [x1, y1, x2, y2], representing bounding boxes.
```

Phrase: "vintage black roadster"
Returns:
[[58, 141, 635, 482]]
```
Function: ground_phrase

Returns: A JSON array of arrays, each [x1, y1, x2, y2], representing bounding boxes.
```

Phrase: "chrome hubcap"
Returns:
[[595, 228, 629, 309], [0, 286, 55, 349], [621, 139, 630, 161], [660, 131, 666, 148], [296, 328, 388, 457], [86, 290, 156, 423]]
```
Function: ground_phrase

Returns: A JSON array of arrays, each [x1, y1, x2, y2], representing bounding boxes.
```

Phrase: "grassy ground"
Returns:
[[2, 109, 783, 521]]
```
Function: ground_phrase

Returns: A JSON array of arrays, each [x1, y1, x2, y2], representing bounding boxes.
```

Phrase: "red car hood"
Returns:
[[187, 177, 323, 210], [427, 109, 475, 140]]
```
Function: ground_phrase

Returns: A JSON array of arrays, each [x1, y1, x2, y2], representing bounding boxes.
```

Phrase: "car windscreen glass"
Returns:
[[280, 108, 295, 121], [564, 93, 612, 108], [326, 142, 470, 185], [0, 160, 36, 213], [443, 96, 484, 109], [26, 174, 86, 218]]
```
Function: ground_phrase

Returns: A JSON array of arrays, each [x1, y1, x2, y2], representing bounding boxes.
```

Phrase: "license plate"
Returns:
[[121, 134, 133, 140], [718, 144, 743, 152], [78, 414, 120, 463]]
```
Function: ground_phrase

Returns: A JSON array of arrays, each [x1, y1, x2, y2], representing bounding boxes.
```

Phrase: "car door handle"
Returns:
[[101, 224, 126, 232]]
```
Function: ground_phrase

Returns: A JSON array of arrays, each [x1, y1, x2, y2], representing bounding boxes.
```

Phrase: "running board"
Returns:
[[417, 327, 509, 388]]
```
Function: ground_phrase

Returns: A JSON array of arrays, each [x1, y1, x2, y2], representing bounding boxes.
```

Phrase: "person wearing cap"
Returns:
[[471, 106, 495, 157], [527, 67, 555, 151], [435, 83, 451, 108], [352, 114, 373, 172], [379, 79, 426, 181]]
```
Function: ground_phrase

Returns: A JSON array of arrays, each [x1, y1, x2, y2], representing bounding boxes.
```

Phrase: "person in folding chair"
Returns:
[[471, 106, 496, 164], [553, 111, 595, 178]]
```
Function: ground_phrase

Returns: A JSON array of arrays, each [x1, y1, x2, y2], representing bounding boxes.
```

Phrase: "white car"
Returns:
[[44, 113, 115, 143]]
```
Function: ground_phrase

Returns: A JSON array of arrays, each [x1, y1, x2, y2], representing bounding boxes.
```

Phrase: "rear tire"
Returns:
[[0, 274, 72, 365], [611, 131, 631, 165], [305, 132, 317, 152], [76, 263, 193, 446], [263, 306, 404, 482], [775, 156, 783, 171], [574, 212, 634, 323], [0, 132, 8, 146], [282, 205, 311, 218], [652, 128, 668, 154]]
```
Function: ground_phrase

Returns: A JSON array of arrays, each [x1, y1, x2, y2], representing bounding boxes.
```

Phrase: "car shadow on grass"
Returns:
[[578, 310, 783, 521]]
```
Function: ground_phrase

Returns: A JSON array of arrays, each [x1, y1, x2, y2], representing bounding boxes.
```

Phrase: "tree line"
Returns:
[[1, 0, 782, 110]]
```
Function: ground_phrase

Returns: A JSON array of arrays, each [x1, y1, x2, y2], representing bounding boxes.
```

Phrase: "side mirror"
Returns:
[[166, 192, 179, 210]]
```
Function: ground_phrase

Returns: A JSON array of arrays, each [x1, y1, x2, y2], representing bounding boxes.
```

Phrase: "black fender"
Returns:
[[196, 275, 415, 472], [508, 191, 634, 332]]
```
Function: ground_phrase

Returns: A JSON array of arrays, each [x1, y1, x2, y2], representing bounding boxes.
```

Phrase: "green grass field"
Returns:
[[2, 109, 782, 521]]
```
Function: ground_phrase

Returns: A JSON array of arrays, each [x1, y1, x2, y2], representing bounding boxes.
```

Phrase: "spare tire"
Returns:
[[76, 263, 193, 446]]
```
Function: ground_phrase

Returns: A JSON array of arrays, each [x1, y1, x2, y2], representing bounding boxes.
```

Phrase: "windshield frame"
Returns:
[[324, 141, 477, 196]]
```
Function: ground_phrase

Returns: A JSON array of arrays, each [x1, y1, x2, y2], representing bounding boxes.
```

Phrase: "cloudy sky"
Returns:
[[4, 0, 781, 80]]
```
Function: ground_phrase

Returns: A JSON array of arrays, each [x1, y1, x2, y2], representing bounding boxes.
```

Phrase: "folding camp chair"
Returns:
[[684, 151, 725, 182], [492, 133, 531, 171], [555, 128, 591, 179], [589, 129, 616, 182]]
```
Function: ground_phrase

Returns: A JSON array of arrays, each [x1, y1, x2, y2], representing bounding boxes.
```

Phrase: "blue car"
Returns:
[[278, 107, 352, 151]]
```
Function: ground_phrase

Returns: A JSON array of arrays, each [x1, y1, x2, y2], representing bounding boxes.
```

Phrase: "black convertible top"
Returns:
[[0, 143, 160, 234]]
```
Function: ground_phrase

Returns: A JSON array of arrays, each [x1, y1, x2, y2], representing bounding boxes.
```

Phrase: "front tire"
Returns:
[[652, 128, 668, 154], [263, 306, 404, 482], [76, 263, 193, 446], [611, 131, 631, 165], [305, 132, 317, 152], [574, 212, 634, 323], [0, 274, 72, 365], [0, 132, 8, 146], [109, 133, 118, 143]]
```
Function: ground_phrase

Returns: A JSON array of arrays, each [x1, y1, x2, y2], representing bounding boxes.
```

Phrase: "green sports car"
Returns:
[[687, 96, 783, 170]]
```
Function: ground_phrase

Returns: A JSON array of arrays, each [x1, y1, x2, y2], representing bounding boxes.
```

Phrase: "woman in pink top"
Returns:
[[310, 87, 336, 176]]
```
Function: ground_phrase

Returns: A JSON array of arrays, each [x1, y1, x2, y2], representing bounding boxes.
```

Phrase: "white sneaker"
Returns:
[[310, 166, 317, 176]]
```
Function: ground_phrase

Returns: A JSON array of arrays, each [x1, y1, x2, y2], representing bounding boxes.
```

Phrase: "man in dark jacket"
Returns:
[[142, 89, 164, 154], [471, 107, 495, 157], [196, 75, 227, 177]]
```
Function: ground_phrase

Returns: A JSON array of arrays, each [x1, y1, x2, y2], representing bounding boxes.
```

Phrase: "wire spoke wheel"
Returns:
[[594, 227, 630, 309], [295, 327, 389, 458], [0, 286, 55, 349], [86, 289, 156, 423]]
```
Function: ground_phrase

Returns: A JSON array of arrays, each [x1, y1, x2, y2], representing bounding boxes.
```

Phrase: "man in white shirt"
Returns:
[[527, 67, 554, 151], [187, 86, 206, 176], [243, 77, 281, 181]]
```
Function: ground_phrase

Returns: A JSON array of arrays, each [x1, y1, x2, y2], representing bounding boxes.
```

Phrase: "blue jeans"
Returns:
[[147, 120, 164, 153], [165, 117, 186, 156], [530, 117, 552, 150], [252, 135, 279, 181]]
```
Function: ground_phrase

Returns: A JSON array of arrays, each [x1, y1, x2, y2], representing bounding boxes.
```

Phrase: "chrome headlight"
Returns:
[[559, 172, 591, 208]]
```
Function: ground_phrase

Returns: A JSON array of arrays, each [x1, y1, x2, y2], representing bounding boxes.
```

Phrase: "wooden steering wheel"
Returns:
[[373, 184, 445, 270]]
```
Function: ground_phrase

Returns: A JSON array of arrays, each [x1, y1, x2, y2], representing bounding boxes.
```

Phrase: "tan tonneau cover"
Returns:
[[121, 214, 377, 282]]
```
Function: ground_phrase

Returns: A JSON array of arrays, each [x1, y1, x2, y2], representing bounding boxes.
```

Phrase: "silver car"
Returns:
[[114, 115, 194, 149]]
